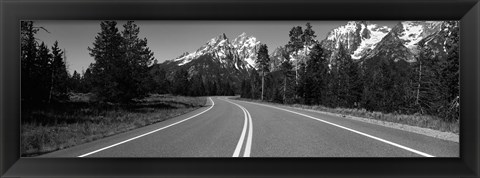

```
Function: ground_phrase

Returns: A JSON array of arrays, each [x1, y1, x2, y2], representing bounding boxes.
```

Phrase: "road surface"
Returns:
[[42, 97, 459, 157]]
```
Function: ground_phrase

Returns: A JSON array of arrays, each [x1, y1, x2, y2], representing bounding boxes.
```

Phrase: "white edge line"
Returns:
[[78, 97, 215, 157], [235, 99, 435, 157]]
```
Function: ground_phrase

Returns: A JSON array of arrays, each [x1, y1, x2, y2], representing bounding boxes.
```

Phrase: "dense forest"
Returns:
[[21, 20, 233, 107], [241, 22, 459, 122], [21, 20, 459, 123]]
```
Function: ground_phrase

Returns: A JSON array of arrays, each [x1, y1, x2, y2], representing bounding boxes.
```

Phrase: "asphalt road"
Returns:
[[43, 97, 459, 157]]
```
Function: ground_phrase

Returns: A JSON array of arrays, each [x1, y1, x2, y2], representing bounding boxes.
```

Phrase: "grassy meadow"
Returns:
[[21, 93, 206, 157]]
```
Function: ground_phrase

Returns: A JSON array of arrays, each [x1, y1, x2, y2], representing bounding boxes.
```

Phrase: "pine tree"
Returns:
[[121, 21, 155, 99], [305, 44, 328, 105], [21, 21, 39, 103], [150, 66, 169, 94], [442, 21, 460, 121], [88, 21, 154, 102], [335, 44, 350, 107], [88, 21, 125, 102], [361, 56, 388, 111], [296, 61, 307, 103], [279, 59, 295, 104], [249, 69, 261, 99], [70, 70, 82, 92], [172, 68, 189, 96], [241, 79, 252, 98], [286, 26, 304, 84], [413, 41, 449, 117], [256, 44, 270, 101], [36, 42, 53, 103], [49, 41, 69, 102], [301, 22, 317, 62], [333, 44, 362, 108], [325, 60, 336, 107], [82, 67, 94, 93], [301, 23, 317, 47], [189, 74, 206, 96]]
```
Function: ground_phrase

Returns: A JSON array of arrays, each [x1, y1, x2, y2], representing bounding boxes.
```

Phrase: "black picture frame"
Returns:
[[1, 0, 479, 177]]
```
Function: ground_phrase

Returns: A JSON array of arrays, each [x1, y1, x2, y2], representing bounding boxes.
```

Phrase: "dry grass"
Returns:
[[235, 97, 459, 134], [21, 94, 206, 157]]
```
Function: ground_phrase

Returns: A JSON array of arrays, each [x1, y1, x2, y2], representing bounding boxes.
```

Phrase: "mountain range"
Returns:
[[156, 21, 455, 83], [157, 32, 260, 87]]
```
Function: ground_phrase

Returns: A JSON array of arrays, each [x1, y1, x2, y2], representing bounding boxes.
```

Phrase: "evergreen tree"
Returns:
[[301, 23, 317, 47], [240, 78, 252, 98], [413, 42, 449, 116], [361, 56, 389, 111], [301, 22, 317, 63], [249, 69, 262, 99], [121, 21, 155, 99], [21, 21, 39, 103], [305, 44, 328, 105], [327, 59, 340, 107], [333, 44, 362, 108], [442, 21, 460, 121], [150, 66, 169, 94], [88, 21, 154, 102], [256, 44, 270, 101], [189, 74, 205, 96], [279, 59, 295, 104], [88, 21, 125, 102], [36, 42, 53, 103], [286, 26, 304, 83], [49, 41, 69, 102], [263, 72, 279, 102], [82, 67, 94, 93], [70, 70, 82, 92], [296, 61, 307, 103], [172, 68, 189, 96]]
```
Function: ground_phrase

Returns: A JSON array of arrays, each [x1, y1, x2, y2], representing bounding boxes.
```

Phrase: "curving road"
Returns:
[[42, 97, 459, 157]]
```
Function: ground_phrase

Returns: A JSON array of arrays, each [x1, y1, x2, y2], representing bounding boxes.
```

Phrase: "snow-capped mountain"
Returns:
[[361, 21, 448, 62], [363, 31, 416, 62], [318, 21, 450, 63], [158, 21, 454, 82], [391, 21, 443, 52], [157, 32, 261, 88], [415, 21, 457, 59], [232, 32, 261, 68], [321, 21, 391, 61], [169, 32, 260, 70], [172, 33, 237, 67]]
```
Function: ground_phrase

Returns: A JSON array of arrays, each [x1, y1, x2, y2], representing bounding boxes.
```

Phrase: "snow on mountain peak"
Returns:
[[232, 32, 261, 68], [322, 21, 391, 60], [171, 32, 260, 69], [351, 23, 391, 59], [327, 21, 363, 41], [395, 21, 443, 49], [322, 21, 445, 61]]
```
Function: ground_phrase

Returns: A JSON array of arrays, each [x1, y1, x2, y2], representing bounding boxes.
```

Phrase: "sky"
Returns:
[[34, 21, 397, 75]]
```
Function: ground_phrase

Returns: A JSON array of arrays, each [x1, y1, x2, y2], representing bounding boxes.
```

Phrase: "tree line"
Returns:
[[21, 20, 459, 122], [21, 21, 69, 105], [21, 20, 235, 107], [241, 22, 459, 122]]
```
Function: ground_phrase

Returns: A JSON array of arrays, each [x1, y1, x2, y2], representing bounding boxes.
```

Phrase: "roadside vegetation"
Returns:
[[22, 94, 206, 156], [20, 20, 459, 156], [240, 22, 459, 134], [235, 97, 459, 134], [21, 20, 214, 156]]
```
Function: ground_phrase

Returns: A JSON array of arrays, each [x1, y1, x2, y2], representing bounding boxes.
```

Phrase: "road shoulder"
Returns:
[[233, 98, 459, 143]]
